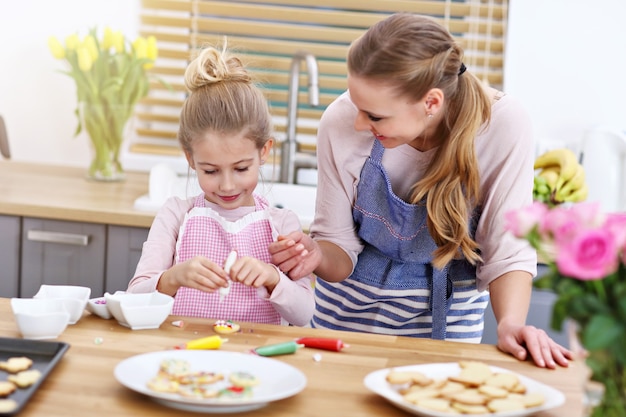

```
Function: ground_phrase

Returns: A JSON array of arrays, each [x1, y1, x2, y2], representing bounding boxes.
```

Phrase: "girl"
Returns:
[[269, 14, 573, 366], [128, 44, 314, 326]]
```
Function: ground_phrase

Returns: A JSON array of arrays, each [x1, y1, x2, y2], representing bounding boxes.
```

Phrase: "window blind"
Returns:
[[128, 0, 508, 166]]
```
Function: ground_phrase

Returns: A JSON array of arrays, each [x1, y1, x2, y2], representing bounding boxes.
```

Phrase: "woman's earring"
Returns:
[[427, 113, 434, 119]]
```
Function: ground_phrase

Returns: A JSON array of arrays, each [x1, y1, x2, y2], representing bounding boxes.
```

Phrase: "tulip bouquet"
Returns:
[[505, 201, 626, 416], [48, 27, 157, 180]]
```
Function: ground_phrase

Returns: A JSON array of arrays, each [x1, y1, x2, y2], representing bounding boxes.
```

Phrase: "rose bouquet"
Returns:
[[48, 27, 157, 180], [505, 201, 626, 416]]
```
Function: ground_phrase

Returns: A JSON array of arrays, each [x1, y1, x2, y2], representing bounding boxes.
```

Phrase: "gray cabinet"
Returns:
[[105, 225, 150, 293], [20, 218, 106, 297], [0, 215, 21, 297]]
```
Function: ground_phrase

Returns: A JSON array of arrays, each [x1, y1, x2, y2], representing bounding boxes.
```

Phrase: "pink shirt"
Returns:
[[127, 194, 314, 326], [310, 91, 537, 292]]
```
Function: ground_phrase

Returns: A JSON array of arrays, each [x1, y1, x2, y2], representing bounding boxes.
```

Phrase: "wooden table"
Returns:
[[0, 298, 584, 416]]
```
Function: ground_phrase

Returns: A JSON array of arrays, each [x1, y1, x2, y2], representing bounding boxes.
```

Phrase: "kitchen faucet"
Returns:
[[279, 51, 319, 184]]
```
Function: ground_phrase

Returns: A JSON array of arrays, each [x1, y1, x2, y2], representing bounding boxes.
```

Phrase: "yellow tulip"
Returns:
[[83, 35, 99, 61], [47, 36, 65, 59], [76, 46, 93, 71], [132, 37, 148, 60], [113, 31, 125, 54], [65, 34, 80, 51], [145, 36, 158, 69], [102, 27, 114, 50]]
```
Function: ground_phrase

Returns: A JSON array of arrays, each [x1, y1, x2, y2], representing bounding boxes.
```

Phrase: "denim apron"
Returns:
[[172, 194, 282, 324], [312, 140, 488, 341]]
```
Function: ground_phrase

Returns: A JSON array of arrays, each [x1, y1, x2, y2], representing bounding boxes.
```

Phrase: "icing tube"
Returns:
[[219, 250, 237, 301], [295, 337, 349, 351], [175, 335, 227, 350], [253, 341, 304, 357]]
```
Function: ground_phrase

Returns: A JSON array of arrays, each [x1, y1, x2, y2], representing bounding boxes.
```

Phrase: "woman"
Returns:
[[270, 13, 572, 367]]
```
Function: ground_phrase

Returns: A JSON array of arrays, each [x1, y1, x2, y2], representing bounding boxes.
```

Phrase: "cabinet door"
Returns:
[[21, 218, 106, 297], [105, 225, 150, 293], [0, 215, 20, 297]]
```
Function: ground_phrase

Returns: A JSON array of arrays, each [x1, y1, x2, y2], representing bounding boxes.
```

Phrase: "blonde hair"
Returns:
[[178, 42, 273, 155], [348, 13, 490, 269]]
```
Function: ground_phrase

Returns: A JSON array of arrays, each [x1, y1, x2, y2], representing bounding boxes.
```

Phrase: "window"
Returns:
[[127, 0, 508, 169]]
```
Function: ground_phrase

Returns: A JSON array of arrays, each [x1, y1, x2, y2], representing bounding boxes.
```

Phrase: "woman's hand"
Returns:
[[496, 321, 574, 368], [269, 231, 321, 279], [228, 256, 280, 292], [158, 256, 229, 295]]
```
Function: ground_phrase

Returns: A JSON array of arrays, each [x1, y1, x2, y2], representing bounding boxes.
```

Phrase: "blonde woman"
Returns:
[[270, 13, 572, 367]]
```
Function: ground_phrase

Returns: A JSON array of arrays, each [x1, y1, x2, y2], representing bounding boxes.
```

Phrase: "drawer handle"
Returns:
[[27, 230, 90, 246]]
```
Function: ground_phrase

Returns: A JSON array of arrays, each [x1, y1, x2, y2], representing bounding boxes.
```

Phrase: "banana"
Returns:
[[554, 164, 586, 202], [533, 148, 579, 191], [537, 166, 560, 190], [560, 182, 589, 203]]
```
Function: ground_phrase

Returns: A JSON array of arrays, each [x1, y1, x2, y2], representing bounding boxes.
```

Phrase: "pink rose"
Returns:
[[555, 228, 619, 280], [605, 213, 626, 249], [540, 202, 603, 244], [505, 202, 548, 238]]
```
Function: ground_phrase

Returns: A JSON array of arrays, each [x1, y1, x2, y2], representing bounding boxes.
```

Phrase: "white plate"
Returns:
[[363, 362, 565, 417], [114, 350, 307, 413]]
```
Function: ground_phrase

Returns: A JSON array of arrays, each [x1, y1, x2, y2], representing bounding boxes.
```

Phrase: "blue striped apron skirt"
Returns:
[[312, 140, 489, 342]]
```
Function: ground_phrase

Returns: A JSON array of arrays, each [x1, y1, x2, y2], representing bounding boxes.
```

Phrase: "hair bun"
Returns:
[[185, 45, 252, 91]]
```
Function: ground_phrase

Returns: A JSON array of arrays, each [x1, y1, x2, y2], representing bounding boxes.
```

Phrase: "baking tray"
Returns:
[[0, 337, 70, 415]]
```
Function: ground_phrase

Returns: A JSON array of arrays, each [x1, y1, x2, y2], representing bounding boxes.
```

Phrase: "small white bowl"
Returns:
[[104, 292, 174, 330], [33, 285, 91, 324], [11, 298, 71, 340], [86, 296, 112, 319]]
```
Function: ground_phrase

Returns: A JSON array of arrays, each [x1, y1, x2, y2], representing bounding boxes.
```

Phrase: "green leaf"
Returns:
[[582, 315, 623, 350]]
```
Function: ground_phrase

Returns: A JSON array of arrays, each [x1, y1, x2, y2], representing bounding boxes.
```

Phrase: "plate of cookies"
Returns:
[[114, 350, 307, 413], [364, 361, 565, 416]]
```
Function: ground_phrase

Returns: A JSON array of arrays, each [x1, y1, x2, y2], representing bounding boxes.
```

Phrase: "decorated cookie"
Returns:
[[213, 320, 241, 335], [229, 371, 260, 387]]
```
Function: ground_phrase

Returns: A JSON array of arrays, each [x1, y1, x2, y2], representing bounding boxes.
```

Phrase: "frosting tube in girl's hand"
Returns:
[[219, 250, 237, 302]]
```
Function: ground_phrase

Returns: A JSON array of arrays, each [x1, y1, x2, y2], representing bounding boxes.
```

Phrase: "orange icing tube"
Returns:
[[175, 335, 227, 350]]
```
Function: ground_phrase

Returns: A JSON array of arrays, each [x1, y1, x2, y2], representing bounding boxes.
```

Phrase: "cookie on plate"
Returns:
[[0, 357, 33, 373], [8, 369, 42, 388], [229, 371, 260, 387], [0, 381, 16, 398]]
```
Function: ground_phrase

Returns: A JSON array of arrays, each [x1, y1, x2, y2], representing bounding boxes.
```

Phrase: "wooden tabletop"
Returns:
[[0, 161, 154, 228], [0, 298, 584, 417]]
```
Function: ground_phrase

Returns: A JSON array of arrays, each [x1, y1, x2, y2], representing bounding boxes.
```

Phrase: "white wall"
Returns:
[[1, 1, 625, 170], [505, 0, 626, 153], [0, 0, 139, 168]]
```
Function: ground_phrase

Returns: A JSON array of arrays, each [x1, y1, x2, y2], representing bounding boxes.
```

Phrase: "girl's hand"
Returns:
[[496, 321, 574, 369], [228, 256, 280, 292], [269, 231, 320, 279], [158, 256, 228, 295]]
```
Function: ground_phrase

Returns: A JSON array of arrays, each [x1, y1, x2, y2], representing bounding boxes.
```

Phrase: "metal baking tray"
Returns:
[[0, 337, 70, 415]]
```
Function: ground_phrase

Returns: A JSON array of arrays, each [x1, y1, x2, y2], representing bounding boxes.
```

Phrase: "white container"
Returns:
[[581, 125, 626, 212], [105, 292, 174, 330], [86, 296, 113, 320], [33, 285, 91, 324], [11, 298, 70, 340]]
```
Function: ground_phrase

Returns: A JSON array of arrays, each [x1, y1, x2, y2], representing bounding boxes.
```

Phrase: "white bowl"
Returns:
[[104, 292, 174, 330], [33, 285, 91, 324], [11, 298, 71, 340], [86, 296, 112, 319]]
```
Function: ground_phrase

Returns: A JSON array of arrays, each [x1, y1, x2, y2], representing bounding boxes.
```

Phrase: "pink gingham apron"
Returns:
[[171, 194, 282, 324]]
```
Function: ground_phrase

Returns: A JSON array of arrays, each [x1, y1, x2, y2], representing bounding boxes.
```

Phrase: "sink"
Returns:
[[134, 163, 317, 230]]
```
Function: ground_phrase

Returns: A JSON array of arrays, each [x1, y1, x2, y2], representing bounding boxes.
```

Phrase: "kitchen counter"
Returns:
[[0, 297, 585, 417], [0, 161, 155, 228]]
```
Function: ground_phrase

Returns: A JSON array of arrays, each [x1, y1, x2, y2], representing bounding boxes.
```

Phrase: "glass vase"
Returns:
[[81, 103, 134, 182], [568, 321, 626, 417]]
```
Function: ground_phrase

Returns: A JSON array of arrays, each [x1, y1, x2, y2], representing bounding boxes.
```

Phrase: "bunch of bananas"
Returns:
[[533, 148, 588, 206]]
